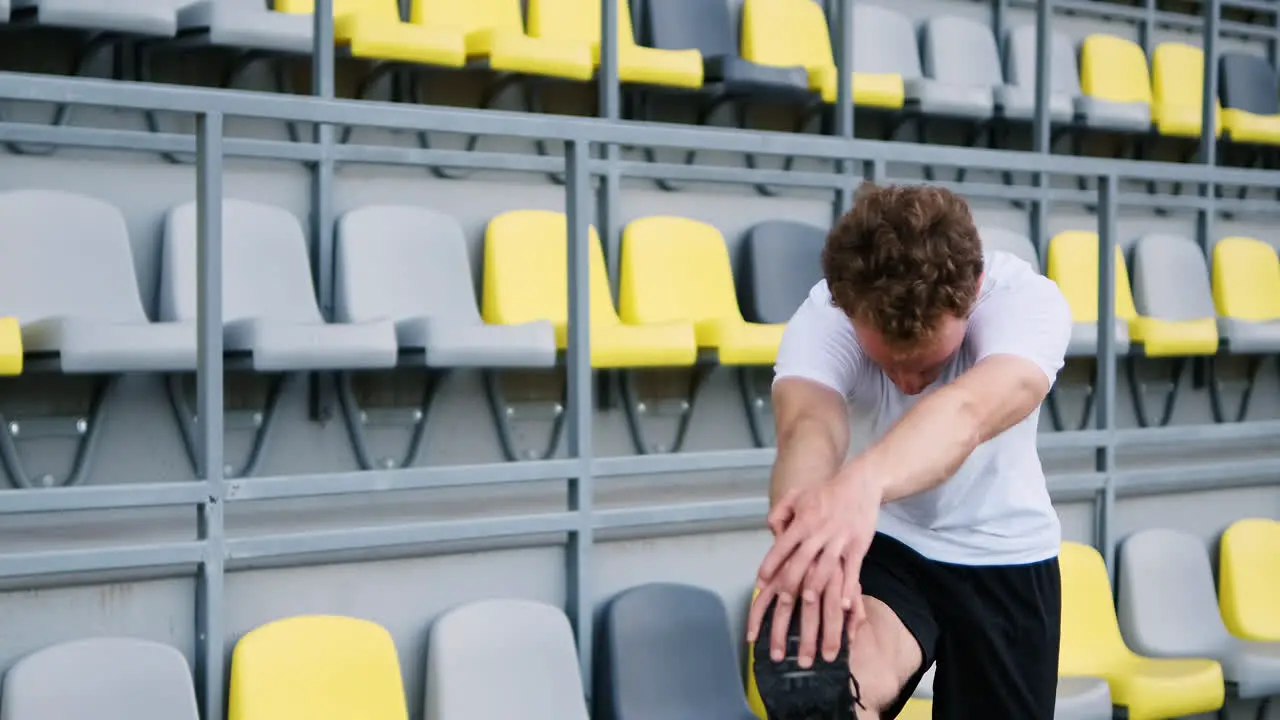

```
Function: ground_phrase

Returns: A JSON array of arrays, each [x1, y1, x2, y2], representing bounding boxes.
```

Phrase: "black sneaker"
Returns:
[[752, 596, 859, 720]]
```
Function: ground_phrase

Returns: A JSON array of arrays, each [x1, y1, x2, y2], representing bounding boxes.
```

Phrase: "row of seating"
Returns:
[[1, 518, 1275, 719], [4, 1, 1278, 152]]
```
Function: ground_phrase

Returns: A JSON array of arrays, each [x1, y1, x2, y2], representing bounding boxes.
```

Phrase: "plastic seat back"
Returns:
[[980, 227, 1039, 269], [1211, 236, 1280, 322], [595, 583, 753, 720], [1079, 34, 1152, 106], [425, 599, 589, 720], [1117, 529, 1234, 660], [1059, 541, 1132, 676], [739, 220, 827, 325], [618, 216, 742, 326], [1151, 42, 1222, 135], [228, 615, 408, 720], [335, 205, 481, 325], [1219, 518, 1280, 642], [0, 637, 199, 720], [528, 0, 639, 50], [851, 4, 921, 79], [1046, 231, 1139, 326], [0, 189, 150, 326], [412, 0, 520, 34], [643, 0, 734, 59], [920, 16, 1002, 89], [1219, 52, 1280, 116], [1004, 24, 1080, 97], [741, 0, 833, 73], [1130, 234, 1216, 323], [160, 199, 324, 325], [481, 209, 618, 329]]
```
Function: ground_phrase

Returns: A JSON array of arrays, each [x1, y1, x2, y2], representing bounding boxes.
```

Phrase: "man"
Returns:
[[746, 183, 1072, 719]]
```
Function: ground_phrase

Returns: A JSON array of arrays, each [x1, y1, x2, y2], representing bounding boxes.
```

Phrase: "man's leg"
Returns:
[[753, 533, 939, 719], [929, 555, 1062, 719]]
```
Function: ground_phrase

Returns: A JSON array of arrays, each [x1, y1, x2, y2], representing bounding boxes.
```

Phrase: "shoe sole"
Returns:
[[752, 597, 854, 720]]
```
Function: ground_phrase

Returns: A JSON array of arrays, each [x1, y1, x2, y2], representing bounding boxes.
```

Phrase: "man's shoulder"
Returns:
[[974, 250, 1068, 318]]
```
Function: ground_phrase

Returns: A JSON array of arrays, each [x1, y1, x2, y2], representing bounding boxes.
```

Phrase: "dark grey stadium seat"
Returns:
[[641, 0, 811, 101], [595, 583, 757, 720], [1219, 52, 1279, 120], [738, 220, 828, 325]]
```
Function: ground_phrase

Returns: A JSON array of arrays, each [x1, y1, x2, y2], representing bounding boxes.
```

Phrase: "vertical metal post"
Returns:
[[310, 0, 337, 420], [833, 0, 857, 220], [1094, 174, 1119, 574], [991, 0, 1008, 47], [1139, 0, 1155, 56], [1031, 0, 1053, 263], [597, 0, 622, 407], [1197, 0, 1220, 251], [564, 139, 596, 694], [194, 111, 226, 720]]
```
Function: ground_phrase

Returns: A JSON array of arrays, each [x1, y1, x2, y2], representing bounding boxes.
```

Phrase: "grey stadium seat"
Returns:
[[0, 189, 196, 373], [915, 660, 1110, 718], [643, 0, 810, 101], [9, 0, 177, 36], [334, 205, 557, 369], [159, 199, 398, 372], [1219, 52, 1280, 139], [852, 5, 927, 108], [980, 227, 1040, 269], [1000, 24, 1078, 123], [176, 0, 314, 55], [1129, 233, 1219, 346], [1118, 529, 1280, 708], [914, 15, 1000, 120], [425, 599, 590, 720], [0, 637, 199, 720], [738, 220, 827, 326], [595, 583, 757, 720]]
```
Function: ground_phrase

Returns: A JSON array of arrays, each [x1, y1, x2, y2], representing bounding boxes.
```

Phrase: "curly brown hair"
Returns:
[[822, 183, 984, 348]]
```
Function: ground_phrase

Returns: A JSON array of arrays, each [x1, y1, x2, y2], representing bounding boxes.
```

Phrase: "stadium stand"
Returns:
[[1219, 518, 1280, 643], [227, 615, 409, 720], [0, 637, 200, 719]]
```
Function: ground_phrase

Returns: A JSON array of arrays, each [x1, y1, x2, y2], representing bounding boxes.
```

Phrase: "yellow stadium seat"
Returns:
[[1219, 518, 1280, 642], [1046, 231, 1137, 356], [526, 0, 702, 89], [1150, 42, 1224, 139], [0, 316, 22, 375], [898, 698, 934, 719], [277, 0, 465, 66], [1059, 542, 1225, 720], [1078, 33, 1153, 131], [412, 0, 593, 81], [618, 216, 785, 366], [481, 210, 697, 369], [1212, 236, 1280, 323], [227, 614, 409, 720], [740, 0, 903, 109]]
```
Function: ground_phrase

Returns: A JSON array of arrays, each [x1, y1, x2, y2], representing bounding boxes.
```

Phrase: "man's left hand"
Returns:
[[746, 469, 884, 667]]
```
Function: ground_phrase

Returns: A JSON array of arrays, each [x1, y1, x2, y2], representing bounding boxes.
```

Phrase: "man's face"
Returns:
[[853, 314, 968, 396]]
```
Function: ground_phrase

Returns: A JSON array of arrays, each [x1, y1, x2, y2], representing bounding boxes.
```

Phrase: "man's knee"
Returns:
[[847, 596, 925, 717]]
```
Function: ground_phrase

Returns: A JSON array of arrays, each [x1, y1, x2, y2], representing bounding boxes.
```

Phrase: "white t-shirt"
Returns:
[[773, 250, 1073, 566]]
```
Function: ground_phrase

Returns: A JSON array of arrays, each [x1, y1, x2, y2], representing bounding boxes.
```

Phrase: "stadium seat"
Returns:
[[526, 0, 703, 89], [980, 227, 1040, 269], [1128, 235, 1219, 357], [1218, 52, 1280, 146], [1059, 541, 1226, 720], [482, 210, 697, 368], [1076, 34, 1153, 133], [0, 189, 196, 374], [1045, 230, 1134, 357], [738, 220, 827, 326], [176, 0, 315, 55], [0, 637, 199, 720], [425, 599, 589, 720], [335, 205, 557, 369], [1211, 236, 1280, 355], [644, 0, 810, 103], [739, 0, 840, 105], [619, 216, 784, 366], [159, 199, 399, 372], [8, 0, 177, 36], [848, 3, 916, 111], [595, 583, 756, 720], [1219, 518, 1280, 643], [413, 0, 593, 81], [915, 16, 1000, 121], [1150, 42, 1223, 140], [897, 698, 933, 719], [228, 614, 409, 720], [0, 317, 22, 376], [276, 0, 466, 67], [1000, 24, 1078, 123], [1118, 528, 1280, 709]]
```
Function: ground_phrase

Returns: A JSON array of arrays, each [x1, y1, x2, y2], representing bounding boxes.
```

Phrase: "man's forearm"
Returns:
[[770, 416, 846, 507]]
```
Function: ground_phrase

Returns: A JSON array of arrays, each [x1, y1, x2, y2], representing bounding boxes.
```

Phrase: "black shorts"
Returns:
[[863, 532, 1062, 719]]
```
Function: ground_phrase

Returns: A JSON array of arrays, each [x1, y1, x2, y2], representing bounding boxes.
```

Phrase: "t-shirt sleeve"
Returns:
[[966, 269, 1073, 386], [772, 281, 862, 397]]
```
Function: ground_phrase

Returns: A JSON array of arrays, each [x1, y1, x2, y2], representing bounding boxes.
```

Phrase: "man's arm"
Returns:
[[843, 354, 1050, 503], [769, 378, 851, 508]]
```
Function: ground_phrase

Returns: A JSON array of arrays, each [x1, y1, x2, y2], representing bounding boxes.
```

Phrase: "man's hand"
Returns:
[[746, 467, 884, 667]]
